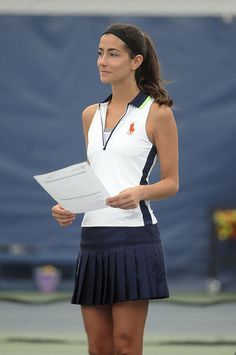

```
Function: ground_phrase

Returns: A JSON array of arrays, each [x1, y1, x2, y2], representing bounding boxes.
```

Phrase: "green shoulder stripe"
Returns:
[[139, 96, 152, 109]]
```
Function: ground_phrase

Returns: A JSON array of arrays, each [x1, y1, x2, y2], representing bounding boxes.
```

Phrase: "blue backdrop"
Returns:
[[0, 16, 236, 288]]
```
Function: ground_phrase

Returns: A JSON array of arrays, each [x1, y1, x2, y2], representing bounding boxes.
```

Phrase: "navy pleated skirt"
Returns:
[[71, 224, 169, 306]]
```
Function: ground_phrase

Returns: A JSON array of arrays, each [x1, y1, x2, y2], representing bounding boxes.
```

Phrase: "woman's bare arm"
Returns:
[[51, 104, 98, 225], [106, 104, 179, 209]]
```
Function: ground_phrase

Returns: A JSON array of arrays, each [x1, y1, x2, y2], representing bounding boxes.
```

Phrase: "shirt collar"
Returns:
[[101, 91, 149, 108]]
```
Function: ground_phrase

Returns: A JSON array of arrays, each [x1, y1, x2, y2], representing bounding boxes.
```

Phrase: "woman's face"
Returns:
[[97, 34, 135, 85]]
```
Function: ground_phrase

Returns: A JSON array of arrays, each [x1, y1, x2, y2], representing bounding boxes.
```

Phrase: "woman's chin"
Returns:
[[100, 77, 112, 84]]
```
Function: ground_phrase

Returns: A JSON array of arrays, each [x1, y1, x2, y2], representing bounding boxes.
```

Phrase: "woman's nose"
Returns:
[[98, 54, 107, 66]]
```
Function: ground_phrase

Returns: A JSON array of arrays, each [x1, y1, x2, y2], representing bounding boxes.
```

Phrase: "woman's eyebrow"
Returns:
[[98, 47, 121, 52]]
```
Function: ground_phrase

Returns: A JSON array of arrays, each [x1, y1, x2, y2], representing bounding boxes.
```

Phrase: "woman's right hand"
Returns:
[[51, 204, 76, 227]]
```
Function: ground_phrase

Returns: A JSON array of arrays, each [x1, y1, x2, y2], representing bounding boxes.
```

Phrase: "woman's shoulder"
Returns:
[[147, 102, 177, 136], [149, 102, 174, 118], [82, 103, 99, 130], [82, 103, 99, 121]]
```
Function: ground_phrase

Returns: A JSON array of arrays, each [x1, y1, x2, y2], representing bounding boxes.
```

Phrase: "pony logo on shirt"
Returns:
[[127, 122, 135, 135]]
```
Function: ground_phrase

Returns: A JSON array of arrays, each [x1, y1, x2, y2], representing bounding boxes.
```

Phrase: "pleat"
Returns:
[[144, 245, 158, 297], [94, 251, 103, 304], [101, 250, 109, 304], [71, 226, 169, 306], [71, 251, 89, 304], [114, 247, 126, 302], [107, 249, 116, 303], [124, 247, 138, 300], [134, 245, 151, 299], [145, 244, 169, 298], [82, 251, 96, 305]]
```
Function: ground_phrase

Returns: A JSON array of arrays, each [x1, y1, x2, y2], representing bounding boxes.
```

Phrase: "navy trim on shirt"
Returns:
[[139, 145, 157, 225], [101, 92, 149, 108]]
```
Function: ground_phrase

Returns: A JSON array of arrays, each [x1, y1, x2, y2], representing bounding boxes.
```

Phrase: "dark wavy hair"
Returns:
[[103, 23, 173, 107]]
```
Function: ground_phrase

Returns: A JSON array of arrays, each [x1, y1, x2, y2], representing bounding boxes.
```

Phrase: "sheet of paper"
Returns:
[[34, 162, 110, 214]]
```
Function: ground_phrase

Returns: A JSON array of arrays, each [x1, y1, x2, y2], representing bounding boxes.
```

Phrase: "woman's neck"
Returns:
[[110, 82, 140, 106]]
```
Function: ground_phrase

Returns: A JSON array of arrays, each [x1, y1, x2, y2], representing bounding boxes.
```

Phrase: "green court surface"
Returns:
[[1, 291, 236, 354], [0, 290, 236, 305], [1, 334, 236, 355]]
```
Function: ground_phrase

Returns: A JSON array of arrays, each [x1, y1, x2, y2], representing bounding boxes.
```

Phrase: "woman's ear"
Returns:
[[131, 55, 144, 71]]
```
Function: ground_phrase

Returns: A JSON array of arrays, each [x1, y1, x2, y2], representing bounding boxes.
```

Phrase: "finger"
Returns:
[[54, 210, 75, 217], [107, 195, 129, 206], [111, 200, 138, 209], [57, 216, 75, 224], [106, 195, 121, 203], [53, 216, 75, 222], [52, 210, 75, 218], [52, 205, 75, 216], [57, 214, 75, 221]]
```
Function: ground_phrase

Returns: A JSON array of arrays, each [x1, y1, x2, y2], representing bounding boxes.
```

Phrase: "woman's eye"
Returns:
[[110, 53, 118, 57]]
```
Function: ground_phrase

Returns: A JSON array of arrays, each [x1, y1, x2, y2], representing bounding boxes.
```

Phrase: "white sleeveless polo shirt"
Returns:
[[81, 92, 158, 227]]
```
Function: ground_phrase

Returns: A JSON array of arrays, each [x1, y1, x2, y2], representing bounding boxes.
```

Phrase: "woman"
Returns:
[[52, 23, 179, 355]]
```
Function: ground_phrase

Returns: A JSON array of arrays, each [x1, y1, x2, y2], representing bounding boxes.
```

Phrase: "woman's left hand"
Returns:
[[106, 186, 142, 209]]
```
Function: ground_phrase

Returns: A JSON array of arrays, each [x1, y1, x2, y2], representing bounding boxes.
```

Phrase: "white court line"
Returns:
[[0, 0, 235, 16]]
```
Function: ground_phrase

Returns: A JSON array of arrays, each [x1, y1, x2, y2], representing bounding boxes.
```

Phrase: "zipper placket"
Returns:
[[99, 104, 105, 148], [100, 104, 130, 151]]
